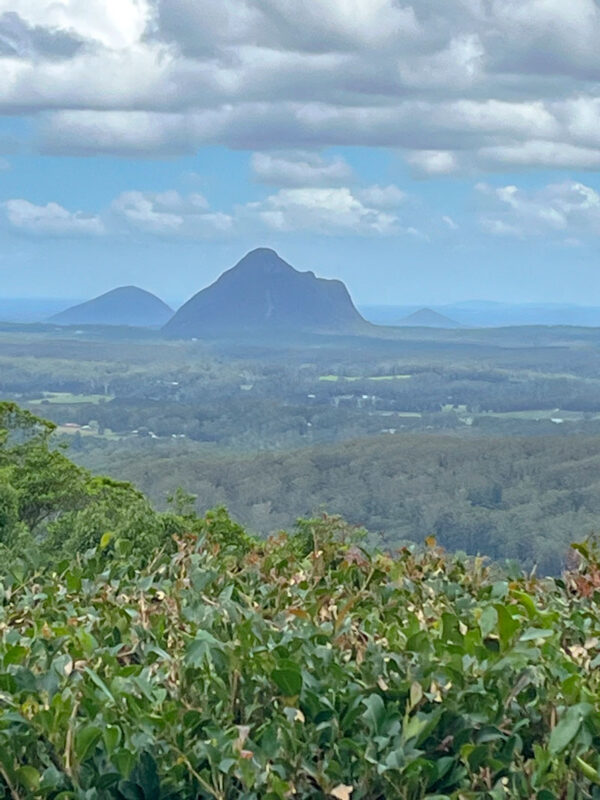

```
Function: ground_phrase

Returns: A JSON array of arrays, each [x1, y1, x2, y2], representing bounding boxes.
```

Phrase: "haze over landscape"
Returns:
[[5, 2, 600, 796]]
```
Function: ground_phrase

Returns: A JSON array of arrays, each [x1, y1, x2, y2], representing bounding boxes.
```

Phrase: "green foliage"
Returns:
[[0, 402, 202, 563], [3, 518, 600, 798]]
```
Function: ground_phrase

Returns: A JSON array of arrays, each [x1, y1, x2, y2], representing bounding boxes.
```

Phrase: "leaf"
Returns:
[[272, 660, 303, 696], [496, 605, 519, 647], [362, 694, 385, 734], [549, 707, 586, 755], [103, 724, 122, 755], [409, 681, 423, 711], [84, 666, 115, 703], [16, 767, 40, 791], [520, 628, 554, 642], [74, 724, 102, 762], [185, 630, 221, 667], [479, 606, 498, 638], [511, 590, 537, 618], [118, 781, 146, 800], [571, 542, 590, 560], [100, 531, 114, 549], [330, 785, 354, 800], [576, 757, 600, 784], [131, 752, 160, 800]]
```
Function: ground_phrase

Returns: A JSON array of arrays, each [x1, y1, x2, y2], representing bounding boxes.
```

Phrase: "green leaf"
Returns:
[[511, 590, 537, 619], [362, 694, 385, 734], [131, 752, 160, 800], [103, 724, 122, 755], [496, 605, 519, 648], [118, 781, 146, 800], [409, 681, 423, 711], [185, 630, 221, 667], [549, 707, 588, 755], [100, 531, 114, 549], [520, 628, 554, 642], [74, 724, 102, 762], [576, 757, 600, 784], [272, 660, 303, 696], [84, 666, 115, 703], [16, 767, 40, 791], [479, 606, 498, 638]]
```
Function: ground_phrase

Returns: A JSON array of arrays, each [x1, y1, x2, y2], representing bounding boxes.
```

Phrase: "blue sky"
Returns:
[[1, 0, 600, 306]]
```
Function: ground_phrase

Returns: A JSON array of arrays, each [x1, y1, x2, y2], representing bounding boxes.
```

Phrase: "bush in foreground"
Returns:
[[2, 514, 600, 799]]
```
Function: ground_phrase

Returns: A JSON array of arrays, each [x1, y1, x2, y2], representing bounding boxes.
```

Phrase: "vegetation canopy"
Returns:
[[3, 404, 600, 798]]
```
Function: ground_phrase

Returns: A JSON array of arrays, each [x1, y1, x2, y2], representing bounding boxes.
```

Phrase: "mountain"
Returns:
[[50, 287, 173, 327], [163, 248, 366, 338], [397, 308, 461, 328]]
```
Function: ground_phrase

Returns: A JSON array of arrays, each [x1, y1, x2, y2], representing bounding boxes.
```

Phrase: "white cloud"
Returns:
[[2, 199, 105, 236], [245, 186, 401, 235], [154, 0, 419, 56], [355, 184, 406, 208], [112, 190, 233, 236], [251, 151, 354, 187], [40, 111, 199, 156], [477, 180, 600, 238], [442, 215, 458, 230], [0, 0, 599, 169], [0, 0, 150, 49], [2, 181, 415, 240], [479, 140, 600, 169], [407, 150, 460, 176]]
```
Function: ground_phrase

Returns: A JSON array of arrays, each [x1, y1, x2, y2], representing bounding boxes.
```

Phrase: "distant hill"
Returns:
[[50, 287, 173, 327], [163, 248, 366, 338], [397, 308, 461, 328]]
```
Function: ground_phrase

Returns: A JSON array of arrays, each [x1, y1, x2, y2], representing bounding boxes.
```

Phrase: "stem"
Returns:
[[0, 763, 21, 800], [64, 698, 81, 781]]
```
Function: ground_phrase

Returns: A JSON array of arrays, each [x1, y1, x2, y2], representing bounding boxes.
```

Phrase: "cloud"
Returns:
[[355, 184, 406, 208], [244, 186, 402, 235], [477, 180, 600, 238], [153, 0, 419, 56], [251, 151, 354, 187], [0, 0, 150, 49], [0, 12, 85, 60], [2, 176, 421, 240], [112, 190, 233, 236], [2, 199, 105, 236], [442, 215, 458, 230], [1, 0, 600, 170], [479, 141, 600, 170], [407, 150, 460, 176], [40, 111, 199, 156]]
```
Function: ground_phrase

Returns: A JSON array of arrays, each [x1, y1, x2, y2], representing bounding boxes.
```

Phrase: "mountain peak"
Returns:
[[163, 249, 366, 339], [51, 286, 173, 328], [231, 248, 295, 276], [398, 308, 461, 328]]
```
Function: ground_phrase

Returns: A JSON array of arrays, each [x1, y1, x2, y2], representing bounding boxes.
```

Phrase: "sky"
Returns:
[[1, 0, 600, 306]]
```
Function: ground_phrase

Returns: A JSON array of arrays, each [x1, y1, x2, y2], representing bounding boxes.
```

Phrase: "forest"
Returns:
[[2, 325, 600, 573], [3, 400, 600, 798]]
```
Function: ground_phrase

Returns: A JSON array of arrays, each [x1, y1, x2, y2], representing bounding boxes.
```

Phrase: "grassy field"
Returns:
[[319, 373, 412, 382], [28, 391, 113, 404]]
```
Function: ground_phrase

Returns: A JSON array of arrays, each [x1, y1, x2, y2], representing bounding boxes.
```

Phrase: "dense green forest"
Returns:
[[4, 401, 600, 798], [3, 325, 600, 573], [75, 433, 600, 576]]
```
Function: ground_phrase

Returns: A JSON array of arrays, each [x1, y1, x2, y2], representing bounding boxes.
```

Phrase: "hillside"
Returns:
[[398, 308, 461, 328], [4, 401, 600, 798], [163, 248, 367, 338], [51, 286, 173, 327]]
